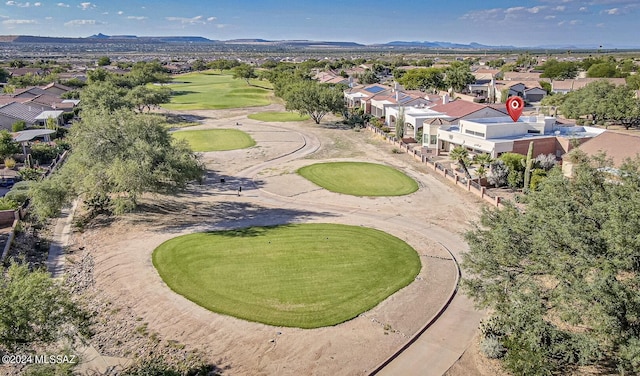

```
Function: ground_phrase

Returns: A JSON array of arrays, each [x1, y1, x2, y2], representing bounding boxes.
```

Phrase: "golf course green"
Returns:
[[298, 162, 418, 196], [152, 224, 421, 328], [172, 129, 256, 151], [163, 71, 273, 110]]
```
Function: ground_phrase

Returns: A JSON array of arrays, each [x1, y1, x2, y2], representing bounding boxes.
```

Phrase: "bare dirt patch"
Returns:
[[69, 105, 486, 375]]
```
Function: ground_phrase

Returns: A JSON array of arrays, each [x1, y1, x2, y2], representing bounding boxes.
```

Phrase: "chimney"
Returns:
[[395, 91, 400, 102], [442, 93, 450, 105]]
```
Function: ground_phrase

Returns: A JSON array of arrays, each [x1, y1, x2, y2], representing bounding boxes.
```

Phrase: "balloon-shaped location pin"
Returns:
[[506, 96, 524, 122]]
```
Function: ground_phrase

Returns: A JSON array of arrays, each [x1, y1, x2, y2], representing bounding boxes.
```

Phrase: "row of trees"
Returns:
[[463, 153, 640, 375], [542, 80, 640, 129], [29, 61, 205, 219], [396, 62, 475, 93]]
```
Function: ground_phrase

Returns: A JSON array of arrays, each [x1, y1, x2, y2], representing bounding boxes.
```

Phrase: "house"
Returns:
[[369, 90, 432, 118], [562, 131, 640, 177], [427, 99, 507, 124], [0, 102, 63, 130], [494, 81, 547, 103], [437, 115, 605, 158], [551, 78, 627, 94], [385, 105, 452, 148], [40, 82, 72, 97], [503, 71, 544, 81], [314, 71, 349, 85], [344, 84, 392, 109]]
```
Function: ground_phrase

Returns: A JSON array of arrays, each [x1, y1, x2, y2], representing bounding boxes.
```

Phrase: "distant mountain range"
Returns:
[[0, 34, 636, 50]]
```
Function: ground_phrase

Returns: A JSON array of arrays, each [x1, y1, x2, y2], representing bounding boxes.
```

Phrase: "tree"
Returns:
[[80, 81, 131, 112], [587, 62, 624, 78], [283, 81, 345, 124], [127, 61, 170, 86], [397, 67, 444, 92], [0, 130, 20, 160], [627, 74, 640, 90], [0, 67, 9, 83], [126, 85, 172, 113], [0, 262, 87, 351], [96, 56, 111, 66], [29, 109, 205, 218], [540, 59, 578, 81], [462, 155, 640, 375], [358, 69, 379, 84], [231, 64, 257, 85], [444, 63, 475, 93], [499, 152, 526, 189], [191, 59, 207, 72], [449, 146, 471, 179]]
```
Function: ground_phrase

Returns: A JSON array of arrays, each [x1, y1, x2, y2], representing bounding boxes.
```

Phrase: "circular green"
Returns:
[[172, 129, 255, 151], [152, 224, 421, 328], [298, 162, 418, 196]]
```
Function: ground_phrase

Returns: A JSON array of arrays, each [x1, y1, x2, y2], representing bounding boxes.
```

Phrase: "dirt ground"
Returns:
[[69, 104, 488, 375]]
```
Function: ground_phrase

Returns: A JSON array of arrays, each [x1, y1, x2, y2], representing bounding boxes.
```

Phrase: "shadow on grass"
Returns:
[[171, 90, 198, 96], [318, 122, 353, 130]]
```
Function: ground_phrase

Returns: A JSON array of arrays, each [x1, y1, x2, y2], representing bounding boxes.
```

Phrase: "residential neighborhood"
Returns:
[[0, 1, 639, 375]]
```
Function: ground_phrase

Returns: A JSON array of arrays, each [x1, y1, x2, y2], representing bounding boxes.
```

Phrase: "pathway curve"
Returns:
[[234, 127, 484, 375]]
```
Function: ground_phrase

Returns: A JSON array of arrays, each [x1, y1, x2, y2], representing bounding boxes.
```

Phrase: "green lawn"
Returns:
[[163, 71, 274, 110], [152, 224, 420, 328], [172, 129, 255, 151], [298, 162, 419, 196], [248, 111, 310, 122]]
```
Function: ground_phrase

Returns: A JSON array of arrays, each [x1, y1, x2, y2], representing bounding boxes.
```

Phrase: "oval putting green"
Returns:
[[152, 224, 421, 328], [248, 111, 310, 122], [298, 162, 418, 196], [172, 129, 255, 151]]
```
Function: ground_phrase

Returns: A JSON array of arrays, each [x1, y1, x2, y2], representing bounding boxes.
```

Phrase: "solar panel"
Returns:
[[365, 86, 385, 94]]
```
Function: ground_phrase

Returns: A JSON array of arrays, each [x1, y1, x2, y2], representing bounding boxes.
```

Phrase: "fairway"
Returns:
[[298, 162, 418, 196], [172, 129, 255, 151], [164, 71, 273, 110], [152, 224, 421, 328], [248, 111, 310, 122]]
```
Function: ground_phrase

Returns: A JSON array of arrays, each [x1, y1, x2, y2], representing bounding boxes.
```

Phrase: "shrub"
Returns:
[[0, 197, 19, 210], [381, 126, 391, 133], [18, 167, 44, 181], [12, 121, 26, 132], [29, 143, 62, 165], [4, 157, 16, 169], [481, 336, 507, 359], [5, 188, 29, 205], [488, 160, 509, 187]]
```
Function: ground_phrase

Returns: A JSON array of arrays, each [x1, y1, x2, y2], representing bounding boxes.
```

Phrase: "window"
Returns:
[[465, 129, 486, 137], [527, 129, 541, 134], [430, 135, 438, 145]]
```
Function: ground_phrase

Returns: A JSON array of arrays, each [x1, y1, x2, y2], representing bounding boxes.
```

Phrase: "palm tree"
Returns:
[[450, 146, 471, 179]]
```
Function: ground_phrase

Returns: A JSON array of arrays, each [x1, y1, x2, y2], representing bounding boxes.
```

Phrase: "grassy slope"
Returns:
[[298, 162, 419, 196], [153, 224, 421, 328], [172, 129, 256, 151], [163, 70, 274, 110]]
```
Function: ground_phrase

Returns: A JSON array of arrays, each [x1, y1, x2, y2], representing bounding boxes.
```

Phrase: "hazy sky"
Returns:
[[0, 0, 638, 47]]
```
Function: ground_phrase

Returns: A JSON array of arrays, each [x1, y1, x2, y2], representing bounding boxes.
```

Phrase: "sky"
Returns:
[[0, 0, 639, 47]]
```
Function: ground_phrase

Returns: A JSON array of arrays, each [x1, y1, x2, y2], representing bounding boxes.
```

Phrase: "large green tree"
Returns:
[[540, 59, 579, 81], [397, 67, 444, 92], [231, 64, 257, 85], [126, 85, 172, 113], [283, 81, 345, 124], [462, 154, 640, 375], [30, 109, 205, 217], [444, 63, 475, 93]]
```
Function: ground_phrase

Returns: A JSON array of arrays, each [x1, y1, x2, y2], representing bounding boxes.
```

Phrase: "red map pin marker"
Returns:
[[506, 96, 524, 122]]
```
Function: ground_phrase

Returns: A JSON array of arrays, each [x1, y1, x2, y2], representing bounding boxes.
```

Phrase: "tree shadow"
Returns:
[[318, 122, 352, 130], [171, 90, 198, 96], [163, 113, 208, 123], [128, 199, 336, 234]]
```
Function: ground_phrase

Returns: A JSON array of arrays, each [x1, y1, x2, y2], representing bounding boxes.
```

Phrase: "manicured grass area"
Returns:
[[172, 129, 255, 151], [248, 111, 310, 122], [152, 224, 420, 328], [163, 71, 274, 110], [298, 162, 418, 196]]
